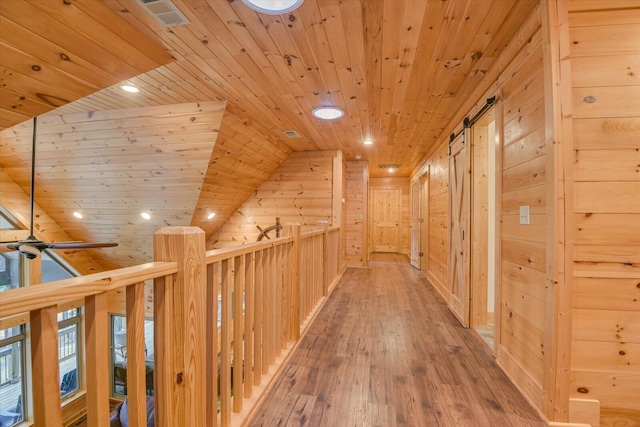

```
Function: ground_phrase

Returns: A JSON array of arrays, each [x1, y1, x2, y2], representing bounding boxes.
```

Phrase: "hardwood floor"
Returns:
[[249, 260, 546, 427]]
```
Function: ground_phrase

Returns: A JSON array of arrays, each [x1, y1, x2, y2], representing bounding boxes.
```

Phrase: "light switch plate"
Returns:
[[519, 205, 530, 225]]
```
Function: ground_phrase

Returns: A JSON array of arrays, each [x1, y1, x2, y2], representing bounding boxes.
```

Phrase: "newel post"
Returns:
[[282, 223, 301, 340], [153, 227, 207, 427], [318, 220, 329, 296]]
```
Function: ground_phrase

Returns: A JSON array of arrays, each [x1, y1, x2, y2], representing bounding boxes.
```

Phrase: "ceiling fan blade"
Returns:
[[0, 243, 17, 253], [46, 242, 119, 250]]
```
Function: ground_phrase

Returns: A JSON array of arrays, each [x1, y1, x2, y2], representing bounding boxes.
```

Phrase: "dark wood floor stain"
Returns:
[[249, 259, 546, 427]]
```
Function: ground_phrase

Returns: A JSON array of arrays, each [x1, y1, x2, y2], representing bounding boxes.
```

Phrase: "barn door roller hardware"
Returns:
[[448, 96, 496, 156]]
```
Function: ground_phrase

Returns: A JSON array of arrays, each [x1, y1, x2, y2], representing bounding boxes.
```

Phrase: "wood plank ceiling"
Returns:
[[0, 0, 537, 269]]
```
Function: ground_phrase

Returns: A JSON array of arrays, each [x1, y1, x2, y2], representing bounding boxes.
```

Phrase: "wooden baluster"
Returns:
[[31, 305, 63, 426], [254, 250, 264, 383], [275, 244, 284, 350], [153, 227, 207, 427], [126, 282, 147, 426], [85, 292, 110, 427], [283, 223, 301, 341], [265, 247, 275, 367], [233, 255, 244, 413], [244, 252, 254, 398], [153, 274, 174, 427], [206, 262, 218, 427], [220, 259, 232, 427], [26, 253, 63, 426], [318, 221, 329, 296]]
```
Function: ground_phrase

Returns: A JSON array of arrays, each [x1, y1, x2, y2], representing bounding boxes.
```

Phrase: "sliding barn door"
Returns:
[[371, 189, 401, 253], [448, 132, 470, 327], [410, 180, 421, 268]]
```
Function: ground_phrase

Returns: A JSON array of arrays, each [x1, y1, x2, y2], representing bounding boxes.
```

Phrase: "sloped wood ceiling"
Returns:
[[0, 102, 225, 267], [1, 0, 537, 269], [0, 0, 173, 129]]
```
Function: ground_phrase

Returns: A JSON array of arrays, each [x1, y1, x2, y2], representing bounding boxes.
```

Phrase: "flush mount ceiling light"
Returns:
[[312, 106, 344, 120], [242, 0, 304, 14], [73, 212, 83, 219], [140, 212, 151, 220], [207, 212, 216, 220], [120, 84, 140, 93]]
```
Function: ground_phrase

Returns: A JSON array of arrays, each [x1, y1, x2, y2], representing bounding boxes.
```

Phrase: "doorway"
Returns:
[[446, 105, 497, 346], [469, 108, 497, 349], [371, 188, 401, 253]]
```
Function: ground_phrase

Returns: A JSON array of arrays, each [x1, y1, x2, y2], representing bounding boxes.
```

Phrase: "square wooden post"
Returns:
[[282, 223, 301, 341], [153, 227, 207, 427]]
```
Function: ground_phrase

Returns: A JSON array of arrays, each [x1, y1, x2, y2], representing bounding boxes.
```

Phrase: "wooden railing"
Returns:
[[0, 222, 344, 427]]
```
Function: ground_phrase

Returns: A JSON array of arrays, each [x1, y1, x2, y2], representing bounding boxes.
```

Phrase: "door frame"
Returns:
[[420, 168, 429, 271]]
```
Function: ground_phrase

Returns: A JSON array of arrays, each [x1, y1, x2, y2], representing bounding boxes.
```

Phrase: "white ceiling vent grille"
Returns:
[[283, 130, 301, 138], [137, 0, 190, 27]]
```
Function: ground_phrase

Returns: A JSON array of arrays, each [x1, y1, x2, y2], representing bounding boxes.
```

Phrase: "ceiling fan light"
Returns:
[[242, 0, 303, 14], [120, 84, 140, 93], [73, 212, 83, 219], [312, 107, 344, 120], [140, 212, 151, 220]]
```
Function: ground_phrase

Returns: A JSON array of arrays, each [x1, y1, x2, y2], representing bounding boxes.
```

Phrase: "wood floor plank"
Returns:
[[249, 259, 545, 427]]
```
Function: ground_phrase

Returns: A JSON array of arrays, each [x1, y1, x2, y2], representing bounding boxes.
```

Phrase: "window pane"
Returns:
[[59, 324, 79, 398], [0, 253, 19, 292], [41, 252, 74, 283], [0, 342, 24, 426], [0, 326, 24, 342], [111, 315, 155, 396]]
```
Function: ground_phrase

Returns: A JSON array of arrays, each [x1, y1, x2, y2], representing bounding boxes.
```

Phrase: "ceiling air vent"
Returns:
[[283, 130, 301, 139], [137, 0, 190, 27]]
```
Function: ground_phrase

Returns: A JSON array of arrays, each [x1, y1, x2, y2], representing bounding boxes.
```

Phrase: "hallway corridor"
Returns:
[[250, 258, 546, 427]]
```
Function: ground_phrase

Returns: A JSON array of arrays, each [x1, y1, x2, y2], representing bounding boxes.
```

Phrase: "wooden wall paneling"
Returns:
[[567, 2, 640, 421], [345, 161, 368, 267], [210, 151, 339, 248]]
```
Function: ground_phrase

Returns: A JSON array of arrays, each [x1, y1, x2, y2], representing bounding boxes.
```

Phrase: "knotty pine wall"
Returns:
[[412, 5, 550, 417], [346, 161, 368, 267], [209, 150, 341, 248], [369, 176, 411, 257], [567, 2, 640, 422]]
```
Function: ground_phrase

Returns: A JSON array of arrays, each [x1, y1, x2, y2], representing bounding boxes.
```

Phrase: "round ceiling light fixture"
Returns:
[[140, 212, 151, 220], [73, 211, 83, 219], [207, 212, 216, 220], [120, 84, 140, 93], [242, 0, 304, 15], [312, 106, 344, 120]]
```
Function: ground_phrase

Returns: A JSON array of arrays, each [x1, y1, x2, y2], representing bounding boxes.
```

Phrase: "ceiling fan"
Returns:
[[0, 116, 118, 259]]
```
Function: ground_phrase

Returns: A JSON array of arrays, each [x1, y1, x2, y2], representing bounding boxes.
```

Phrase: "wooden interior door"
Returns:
[[448, 132, 470, 327], [410, 180, 421, 268], [371, 189, 401, 253]]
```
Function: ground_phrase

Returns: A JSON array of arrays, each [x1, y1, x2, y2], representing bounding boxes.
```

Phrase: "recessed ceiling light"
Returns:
[[312, 107, 344, 120], [388, 168, 395, 173], [73, 212, 83, 219], [120, 84, 140, 93], [363, 139, 373, 145], [242, 0, 304, 14], [140, 212, 151, 220], [207, 212, 216, 220], [355, 155, 362, 160]]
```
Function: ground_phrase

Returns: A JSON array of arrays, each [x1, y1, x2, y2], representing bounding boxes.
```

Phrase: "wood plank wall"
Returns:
[[499, 35, 547, 413], [567, 2, 640, 423], [412, 4, 548, 415], [209, 151, 340, 248], [369, 176, 411, 256], [345, 161, 368, 267]]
